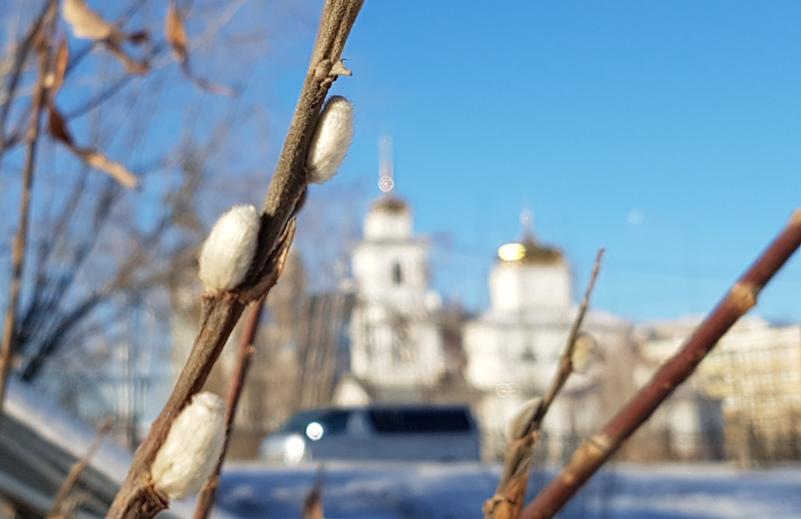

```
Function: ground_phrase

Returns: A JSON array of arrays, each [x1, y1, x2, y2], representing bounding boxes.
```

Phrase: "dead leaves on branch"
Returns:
[[47, 102, 139, 190], [166, 2, 236, 97], [49, 37, 69, 94], [62, 0, 115, 40], [39, 0, 240, 190], [62, 0, 237, 92], [165, 3, 189, 63], [45, 38, 139, 190], [62, 0, 149, 74]]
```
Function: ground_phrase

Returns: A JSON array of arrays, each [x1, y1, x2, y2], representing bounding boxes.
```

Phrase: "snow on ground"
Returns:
[[215, 462, 801, 519]]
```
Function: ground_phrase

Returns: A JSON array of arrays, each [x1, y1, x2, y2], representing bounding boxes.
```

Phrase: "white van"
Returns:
[[260, 405, 481, 464]]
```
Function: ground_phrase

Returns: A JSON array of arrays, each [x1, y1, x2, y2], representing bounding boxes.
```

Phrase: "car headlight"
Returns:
[[283, 434, 307, 464], [305, 421, 324, 441]]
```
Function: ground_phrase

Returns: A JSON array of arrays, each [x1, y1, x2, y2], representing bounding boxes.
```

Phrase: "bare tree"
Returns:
[[0, 0, 269, 418]]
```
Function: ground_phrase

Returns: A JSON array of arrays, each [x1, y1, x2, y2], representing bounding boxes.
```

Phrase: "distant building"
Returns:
[[463, 217, 636, 460], [638, 317, 801, 464]]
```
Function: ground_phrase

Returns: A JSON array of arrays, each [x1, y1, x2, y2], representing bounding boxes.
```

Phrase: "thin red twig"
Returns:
[[192, 296, 266, 519]]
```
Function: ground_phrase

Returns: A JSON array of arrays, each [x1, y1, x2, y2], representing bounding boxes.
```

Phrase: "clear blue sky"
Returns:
[[304, 1, 800, 322], [51, 1, 801, 323]]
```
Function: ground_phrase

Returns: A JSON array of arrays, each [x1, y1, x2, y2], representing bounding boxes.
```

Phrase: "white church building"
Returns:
[[334, 141, 447, 405], [329, 141, 730, 462], [347, 195, 446, 391], [463, 219, 637, 459]]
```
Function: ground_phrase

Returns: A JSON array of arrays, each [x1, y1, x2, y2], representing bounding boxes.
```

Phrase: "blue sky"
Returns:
[[308, 1, 801, 322], [26, 1, 801, 324]]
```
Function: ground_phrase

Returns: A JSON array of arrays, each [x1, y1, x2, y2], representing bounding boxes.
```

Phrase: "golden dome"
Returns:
[[371, 196, 409, 213], [497, 236, 563, 264]]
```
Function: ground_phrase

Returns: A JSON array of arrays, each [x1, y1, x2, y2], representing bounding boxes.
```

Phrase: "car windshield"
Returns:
[[367, 407, 472, 433], [278, 409, 350, 435]]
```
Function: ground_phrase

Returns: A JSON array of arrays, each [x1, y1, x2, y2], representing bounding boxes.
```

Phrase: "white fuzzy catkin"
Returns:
[[506, 397, 542, 440], [198, 205, 260, 293], [306, 96, 354, 184], [151, 392, 226, 500]]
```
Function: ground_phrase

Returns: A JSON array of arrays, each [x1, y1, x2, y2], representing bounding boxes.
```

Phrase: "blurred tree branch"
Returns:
[[521, 210, 801, 519], [0, 0, 58, 416], [485, 249, 604, 519]]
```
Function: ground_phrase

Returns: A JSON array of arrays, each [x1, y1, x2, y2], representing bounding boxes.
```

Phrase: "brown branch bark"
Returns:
[[484, 249, 604, 519], [48, 418, 114, 519], [106, 2, 363, 516], [242, 0, 363, 300], [0, 0, 51, 161], [0, 0, 57, 417], [301, 465, 326, 519], [191, 293, 272, 518], [520, 209, 801, 519]]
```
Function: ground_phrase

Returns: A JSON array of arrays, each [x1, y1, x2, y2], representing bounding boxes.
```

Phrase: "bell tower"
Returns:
[[348, 136, 445, 391]]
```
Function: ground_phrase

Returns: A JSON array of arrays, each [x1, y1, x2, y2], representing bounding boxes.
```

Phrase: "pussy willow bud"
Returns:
[[506, 397, 542, 440], [198, 205, 260, 293], [151, 392, 226, 500], [570, 333, 596, 374], [306, 96, 354, 184]]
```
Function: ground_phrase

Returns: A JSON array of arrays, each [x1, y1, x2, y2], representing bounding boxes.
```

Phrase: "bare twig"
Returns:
[[520, 210, 801, 519], [0, 0, 51, 161], [539, 249, 604, 416], [301, 465, 326, 519], [107, 4, 362, 515], [192, 297, 273, 518], [166, 1, 237, 97], [0, 0, 57, 417], [48, 418, 114, 519], [484, 249, 604, 519]]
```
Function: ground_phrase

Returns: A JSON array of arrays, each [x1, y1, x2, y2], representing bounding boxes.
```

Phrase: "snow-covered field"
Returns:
[[215, 462, 801, 519]]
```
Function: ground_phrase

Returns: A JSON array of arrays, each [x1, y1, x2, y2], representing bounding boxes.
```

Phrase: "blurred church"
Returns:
[[462, 214, 638, 460], [165, 137, 799, 465], [331, 139, 640, 461], [333, 137, 463, 405]]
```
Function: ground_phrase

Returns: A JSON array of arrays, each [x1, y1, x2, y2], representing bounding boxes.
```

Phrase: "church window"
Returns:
[[392, 261, 403, 285]]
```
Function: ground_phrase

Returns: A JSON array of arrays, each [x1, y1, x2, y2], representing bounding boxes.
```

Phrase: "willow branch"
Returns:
[[48, 418, 114, 519], [241, 0, 363, 300], [191, 296, 269, 519], [484, 249, 604, 519], [106, 2, 363, 517], [521, 209, 801, 519], [0, 0, 57, 417]]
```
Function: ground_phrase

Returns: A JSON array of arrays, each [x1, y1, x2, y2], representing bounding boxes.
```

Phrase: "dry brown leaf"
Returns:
[[47, 102, 75, 146], [47, 103, 139, 189], [104, 41, 149, 75], [165, 2, 188, 63], [50, 38, 69, 97], [63, 0, 149, 75], [165, 2, 235, 96], [62, 0, 116, 41], [127, 30, 149, 45], [80, 149, 139, 189]]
